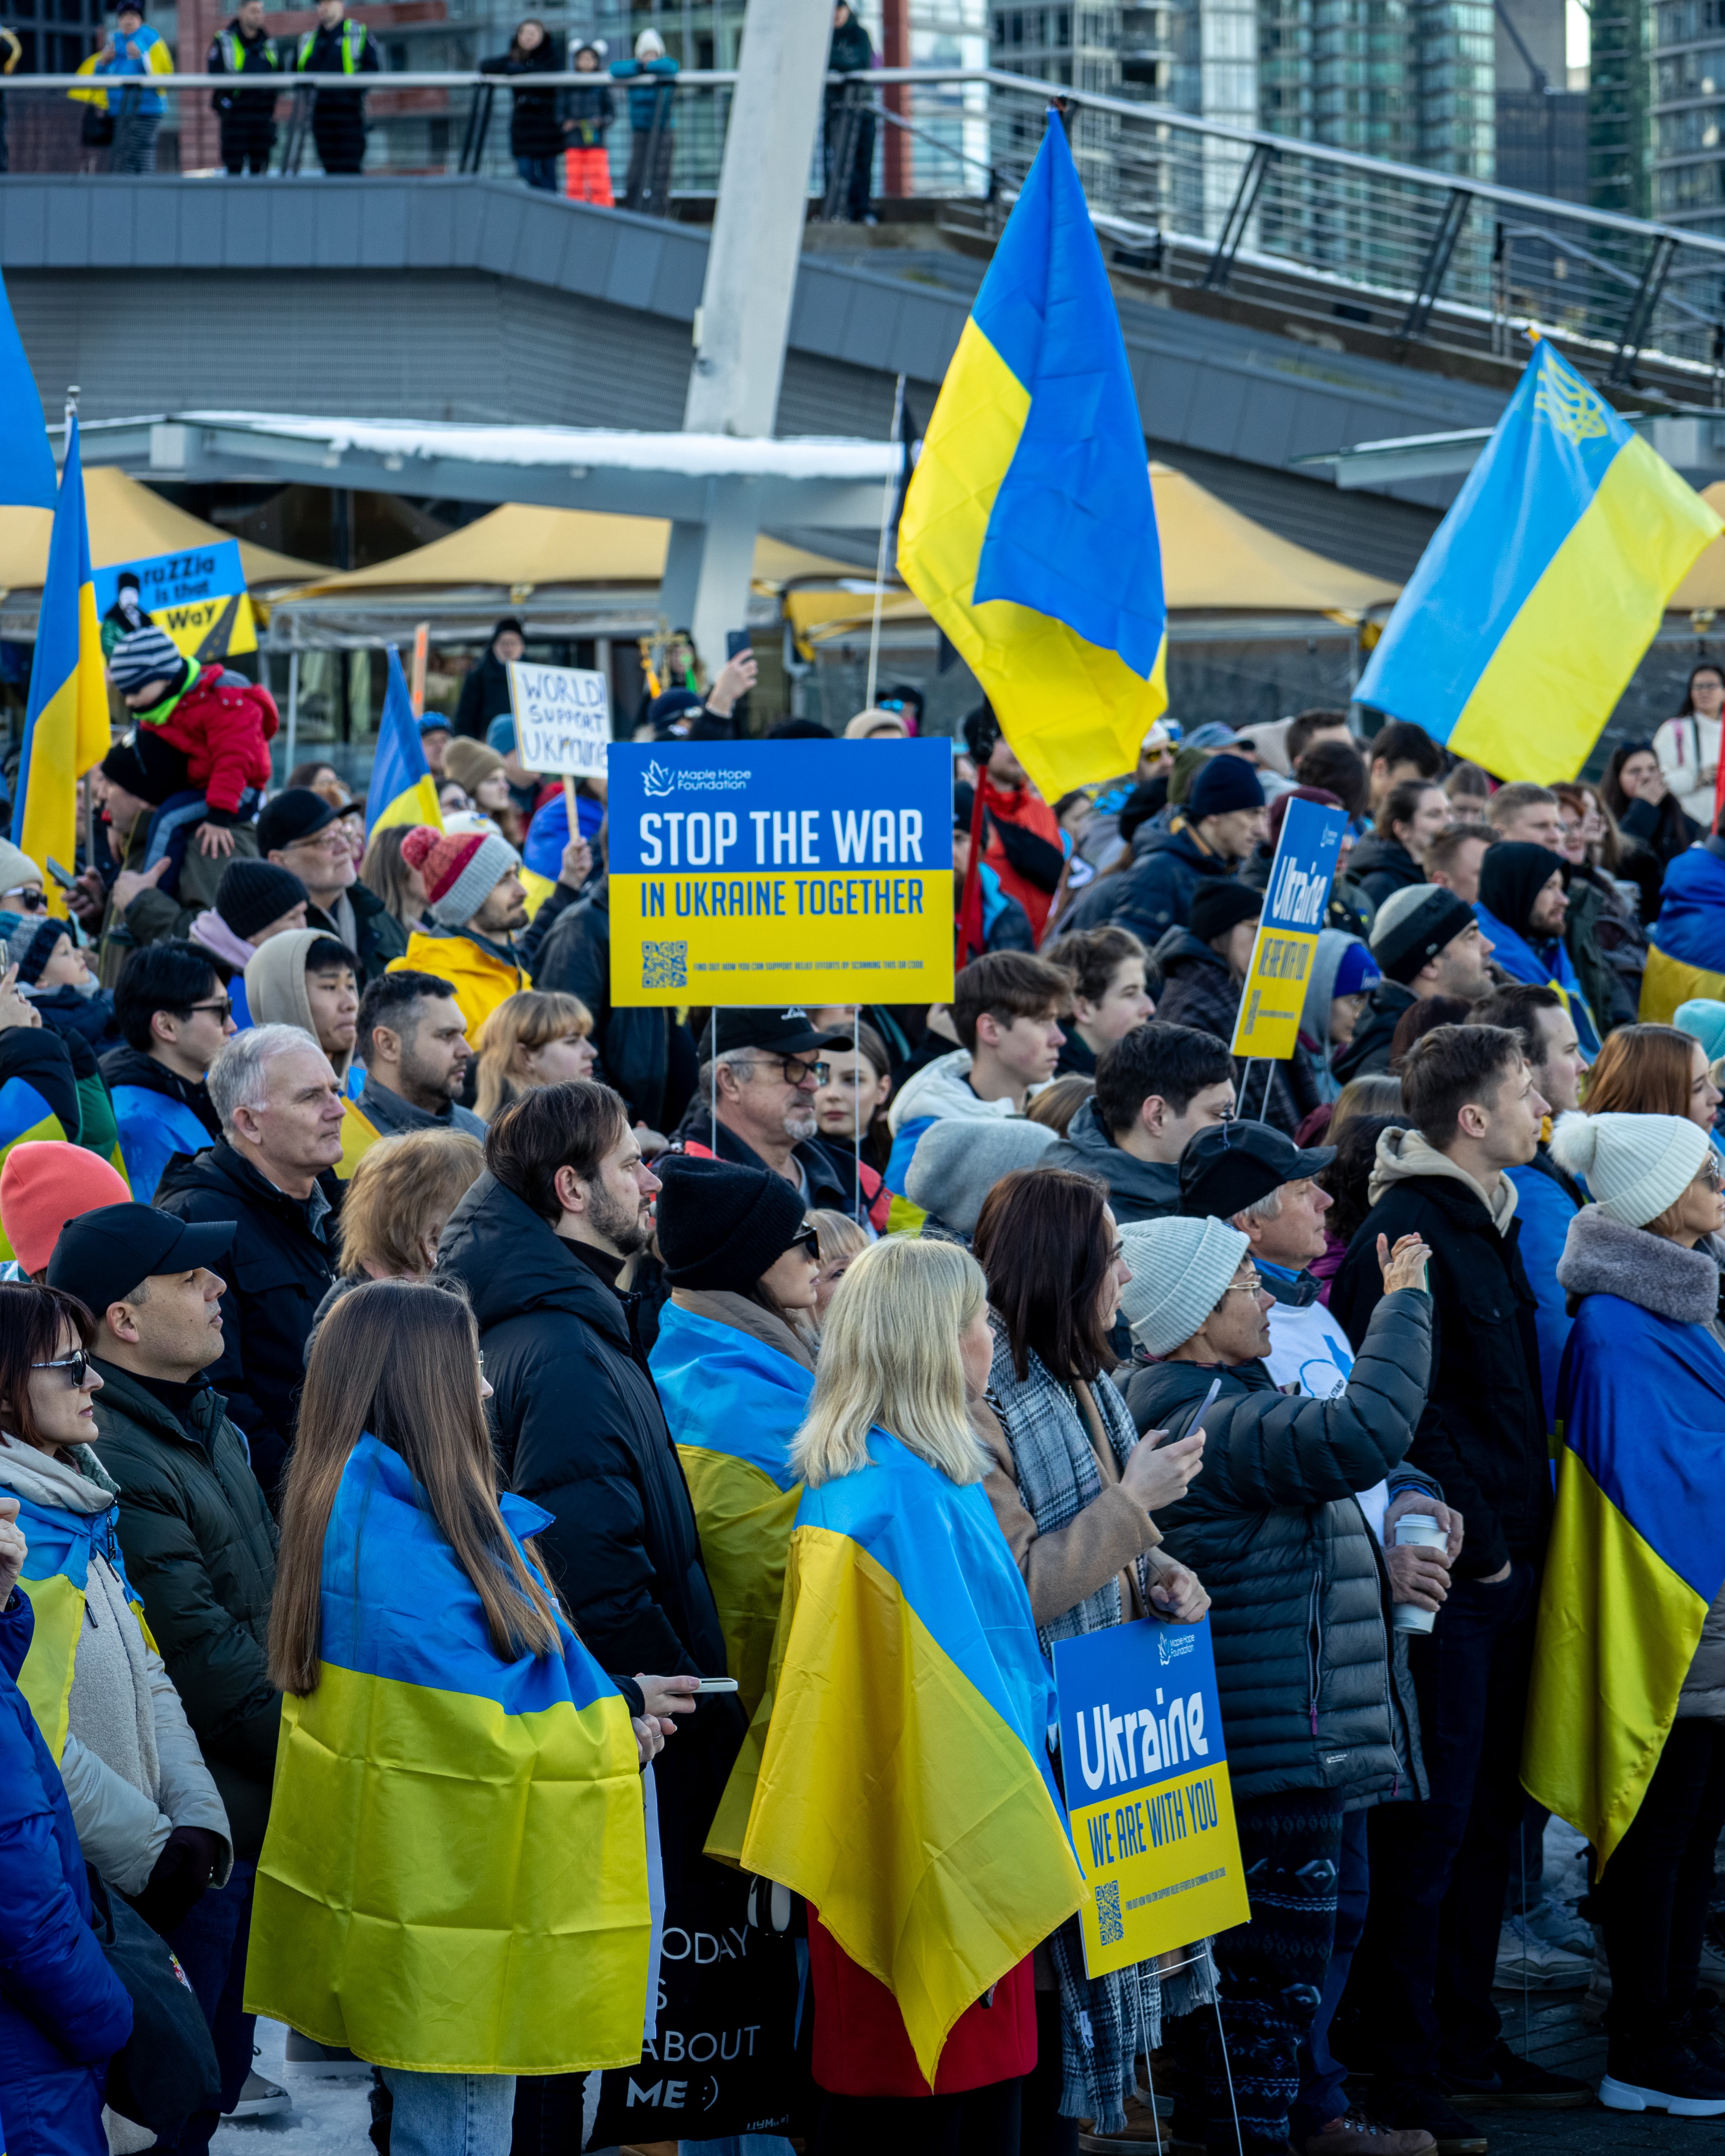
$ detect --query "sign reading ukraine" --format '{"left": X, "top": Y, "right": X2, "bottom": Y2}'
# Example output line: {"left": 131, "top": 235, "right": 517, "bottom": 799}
{"left": 1053, "top": 1617, "right": 1248, "bottom": 1978}
{"left": 608, "top": 738, "right": 954, "bottom": 1007}
{"left": 1230, "top": 795, "right": 1348, "bottom": 1060}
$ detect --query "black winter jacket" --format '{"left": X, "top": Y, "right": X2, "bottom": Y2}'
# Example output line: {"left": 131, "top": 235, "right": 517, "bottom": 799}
{"left": 90, "top": 1365, "right": 280, "bottom": 1858}
{"left": 307, "top": 877, "right": 408, "bottom": 989}
{"left": 1347, "top": 835, "right": 1424, "bottom": 909}
{"left": 0, "top": 1026, "right": 84, "bottom": 1143}
{"left": 532, "top": 877, "right": 698, "bottom": 1132}
{"left": 1330, "top": 1170, "right": 1550, "bottom": 1580}
{"left": 154, "top": 1143, "right": 341, "bottom": 1500}
{"left": 480, "top": 40, "right": 564, "bottom": 159}
{"left": 1332, "top": 978, "right": 1416, "bottom": 1083}
{"left": 1107, "top": 821, "right": 1238, "bottom": 945}
{"left": 1123, "top": 1286, "right": 1435, "bottom": 1804}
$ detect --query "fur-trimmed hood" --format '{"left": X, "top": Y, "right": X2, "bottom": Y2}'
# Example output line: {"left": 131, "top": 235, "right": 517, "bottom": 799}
{"left": 1555, "top": 1203, "right": 1722, "bottom": 1327}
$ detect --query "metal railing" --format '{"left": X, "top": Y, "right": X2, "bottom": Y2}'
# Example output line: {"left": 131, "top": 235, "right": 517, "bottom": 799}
{"left": 5, "top": 64, "right": 1725, "bottom": 397}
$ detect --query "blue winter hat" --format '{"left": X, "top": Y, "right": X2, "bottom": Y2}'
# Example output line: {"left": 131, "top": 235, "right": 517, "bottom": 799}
{"left": 1183, "top": 722, "right": 1238, "bottom": 751}
{"left": 1675, "top": 998, "right": 1725, "bottom": 1066}
{"left": 1186, "top": 755, "right": 1265, "bottom": 820}
{"left": 1333, "top": 941, "right": 1381, "bottom": 998}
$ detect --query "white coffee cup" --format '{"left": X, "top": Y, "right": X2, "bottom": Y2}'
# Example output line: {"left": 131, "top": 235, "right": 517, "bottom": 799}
{"left": 1391, "top": 1512, "right": 1447, "bottom": 1634}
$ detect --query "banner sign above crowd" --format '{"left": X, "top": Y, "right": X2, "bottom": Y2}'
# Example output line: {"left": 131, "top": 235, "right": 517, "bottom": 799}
{"left": 608, "top": 739, "right": 955, "bottom": 1007}
{"left": 94, "top": 540, "right": 256, "bottom": 661}
{"left": 507, "top": 661, "right": 612, "bottom": 778}
{"left": 1052, "top": 1616, "right": 1248, "bottom": 1977}
{"left": 1230, "top": 795, "right": 1348, "bottom": 1062}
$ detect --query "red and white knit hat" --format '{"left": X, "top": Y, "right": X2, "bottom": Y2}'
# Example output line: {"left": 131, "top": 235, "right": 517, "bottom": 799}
{"left": 401, "top": 824, "right": 519, "bottom": 927}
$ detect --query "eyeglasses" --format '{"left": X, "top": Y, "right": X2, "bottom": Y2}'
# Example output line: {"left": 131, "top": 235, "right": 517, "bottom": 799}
{"left": 772, "top": 1055, "right": 830, "bottom": 1087}
{"left": 32, "top": 1349, "right": 91, "bottom": 1388}
{"left": 182, "top": 998, "right": 233, "bottom": 1022}
{"left": 1221, "top": 1270, "right": 1262, "bottom": 1297}
{"left": 287, "top": 830, "right": 352, "bottom": 855}
{"left": 1699, "top": 1155, "right": 1724, "bottom": 1191}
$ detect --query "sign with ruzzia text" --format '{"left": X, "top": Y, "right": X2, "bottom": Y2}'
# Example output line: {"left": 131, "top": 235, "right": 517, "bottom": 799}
{"left": 94, "top": 541, "right": 255, "bottom": 661}
{"left": 507, "top": 661, "right": 611, "bottom": 778}
{"left": 1229, "top": 795, "right": 1348, "bottom": 1060}
{"left": 1051, "top": 1616, "right": 1248, "bottom": 1978}
{"left": 607, "top": 739, "right": 955, "bottom": 1006}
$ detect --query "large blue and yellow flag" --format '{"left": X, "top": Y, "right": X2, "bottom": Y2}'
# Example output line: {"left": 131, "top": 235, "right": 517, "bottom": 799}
{"left": 1639, "top": 842, "right": 1725, "bottom": 1022}
{"left": 0, "top": 267, "right": 56, "bottom": 511}
{"left": 8, "top": 1487, "right": 152, "bottom": 1762}
{"left": 247, "top": 1433, "right": 651, "bottom": 2074}
{"left": 898, "top": 114, "right": 1166, "bottom": 803}
{"left": 1357, "top": 341, "right": 1721, "bottom": 783}
{"left": 650, "top": 1300, "right": 812, "bottom": 1716}
{"left": 1522, "top": 1292, "right": 1725, "bottom": 1866}
{"left": 0, "top": 1081, "right": 77, "bottom": 1262}
{"left": 715, "top": 1430, "right": 1085, "bottom": 2087}
{"left": 17, "top": 417, "right": 110, "bottom": 916}
{"left": 365, "top": 646, "right": 443, "bottom": 840}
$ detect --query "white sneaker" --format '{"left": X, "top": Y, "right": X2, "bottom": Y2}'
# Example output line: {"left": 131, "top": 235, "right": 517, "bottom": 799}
{"left": 1495, "top": 1913, "right": 1592, "bottom": 1989}
{"left": 1521, "top": 1895, "right": 1596, "bottom": 1958}
{"left": 224, "top": 2067, "right": 292, "bottom": 2118}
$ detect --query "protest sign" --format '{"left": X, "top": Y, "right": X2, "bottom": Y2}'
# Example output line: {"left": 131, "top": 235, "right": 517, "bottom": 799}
{"left": 507, "top": 661, "right": 611, "bottom": 778}
{"left": 1230, "top": 795, "right": 1348, "bottom": 1060}
{"left": 608, "top": 739, "right": 954, "bottom": 1007}
{"left": 94, "top": 541, "right": 255, "bottom": 661}
{"left": 1051, "top": 1617, "right": 1248, "bottom": 1978}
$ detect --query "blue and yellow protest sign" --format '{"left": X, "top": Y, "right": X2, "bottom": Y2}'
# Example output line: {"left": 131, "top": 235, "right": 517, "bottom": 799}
{"left": 1052, "top": 1617, "right": 1248, "bottom": 1978}
{"left": 608, "top": 739, "right": 955, "bottom": 1008}
{"left": 94, "top": 539, "right": 255, "bottom": 662}
{"left": 1230, "top": 796, "right": 1347, "bottom": 1060}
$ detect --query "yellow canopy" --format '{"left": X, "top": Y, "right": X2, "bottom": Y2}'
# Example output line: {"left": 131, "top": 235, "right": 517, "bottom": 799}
{"left": 0, "top": 466, "right": 323, "bottom": 593}
{"left": 281, "top": 502, "right": 860, "bottom": 599}
{"left": 1668, "top": 482, "right": 1725, "bottom": 610}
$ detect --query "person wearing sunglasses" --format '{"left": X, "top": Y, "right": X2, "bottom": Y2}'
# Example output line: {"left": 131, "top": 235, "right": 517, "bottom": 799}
{"left": 648, "top": 1154, "right": 822, "bottom": 1718}
{"left": 102, "top": 942, "right": 237, "bottom": 1205}
{"left": 671, "top": 1006, "right": 867, "bottom": 1224}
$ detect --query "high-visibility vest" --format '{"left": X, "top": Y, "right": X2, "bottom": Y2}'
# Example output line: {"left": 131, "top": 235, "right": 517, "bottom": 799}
{"left": 223, "top": 28, "right": 280, "bottom": 72}
{"left": 296, "top": 20, "right": 368, "bottom": 72}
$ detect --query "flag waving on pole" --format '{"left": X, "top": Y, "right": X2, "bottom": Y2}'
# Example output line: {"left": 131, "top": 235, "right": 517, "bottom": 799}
{"left": 0, "top": 267, "right": 56, "bottom": 511}
{"left": 898, "top": 112, "right": 1167, "bottom": 803}
{"left": 1356, "top": 339, "right": 1722, "bottom": 783}
{"left": 17, "top": 416, "right": 110, "bottom": 915}
{"left": 366, "top": 645, "right": 444, "bottom": 839}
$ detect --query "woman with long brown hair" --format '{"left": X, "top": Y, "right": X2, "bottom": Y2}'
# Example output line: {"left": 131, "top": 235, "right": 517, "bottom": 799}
{"left": 1585, "top": 1022, "right": 1723, "bottom": 1134}
{"left": 247, "top": 1279, "right": 692, "bottom": 2149}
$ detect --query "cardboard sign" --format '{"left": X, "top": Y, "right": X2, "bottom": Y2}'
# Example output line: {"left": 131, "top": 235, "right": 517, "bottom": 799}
{"left": 94, "top": 541, "right": 255, "bottom": 661}
{"left": 507, "top": 661, "right": 611, "bottom": 777}
{"left": 607, "top": 739, "right": 955, "bottom": 1007}
{"left": 1229, "top": 795, "right": 1349, "bottom": 1060}
{"left": 1051, "top": 1617, "right": 1248, "bottom": 1979}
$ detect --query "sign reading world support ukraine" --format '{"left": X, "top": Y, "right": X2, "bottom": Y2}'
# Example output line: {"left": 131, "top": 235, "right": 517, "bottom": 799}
{"left": 1230, "top": 795, "right": 1348, "bottom": 1060}
{"left": 608, "top": 739, "right": 955, "bottom": 1008}
{"left": 1052, "top": 1617, "right": 1248, "bottom": 1979}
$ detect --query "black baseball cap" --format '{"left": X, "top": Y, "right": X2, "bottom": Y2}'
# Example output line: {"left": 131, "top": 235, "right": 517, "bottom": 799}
{"left": 257, "top": 787, "right": 339, "bottom": 856}
{"left": 1177, "top": 1119, "right": 1336, "bottom": 1222}
{"left": 47, "top": 1204, "right": 236, "bottom": 1317}
{"left": 698, "top": 1008, "right": 856, "bottom": 1061}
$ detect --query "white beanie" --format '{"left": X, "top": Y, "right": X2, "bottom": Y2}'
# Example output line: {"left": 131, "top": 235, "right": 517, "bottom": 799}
{"left": 1549, "top": 1111, "right": 1710, "bottom": 1227}
{"left": 1117, "top": 1216, "right": 1250, "bottom": 1356}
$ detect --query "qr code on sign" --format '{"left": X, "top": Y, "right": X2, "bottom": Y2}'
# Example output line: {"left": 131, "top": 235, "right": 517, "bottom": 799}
{"left": 642, "top": 941, "right": 688, "bottom": 990}
{"left": 1095, "top": 1879, "right": 1123, "bottom": 1945}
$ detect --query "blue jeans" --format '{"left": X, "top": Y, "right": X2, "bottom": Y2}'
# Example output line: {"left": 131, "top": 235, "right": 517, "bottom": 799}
{"left": 381, "top": 2069, "right": 517, "bottom": 2156}
{"left": 1292, "top": 1809, "right": 1370, "bottom": 2137}
{"left": 516, "top": 154, "right": 558, "bottom": 190}
{"left": 157, "top": 1858, "right": 258, "bottom": 2155}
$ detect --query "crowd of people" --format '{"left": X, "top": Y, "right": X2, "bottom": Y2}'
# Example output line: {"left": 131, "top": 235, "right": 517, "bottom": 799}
{"left": 1, "top": 676, "right": 1723, "bottom": 2156}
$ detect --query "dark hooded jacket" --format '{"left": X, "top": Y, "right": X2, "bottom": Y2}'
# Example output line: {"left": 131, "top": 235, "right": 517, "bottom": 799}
{"left": 1332, "top": 978, "right": 1417, "bottom": 1083}
{"left": 1347, "top": 834, "right": 1424, "bottom": 909}
{"left": 1123, "top": 1286, "right": 1435, "bottom": 1804}
{"left": 1152, "top": 928, "right": 1318, "bottom": 1139}
{"left": 1108, "top": 820, "right": 1239, "bottom": 946}
{"left": 1041, "top": 1093, "right": 1180, "bottom": 1223}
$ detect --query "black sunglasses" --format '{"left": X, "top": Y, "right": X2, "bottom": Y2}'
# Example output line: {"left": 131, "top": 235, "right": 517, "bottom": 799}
{"left": 790, "top": 1226, "right": 821, "bottom": 1262}
{"left": 32, "top": 1348, "right": 92, "bottom": 1388}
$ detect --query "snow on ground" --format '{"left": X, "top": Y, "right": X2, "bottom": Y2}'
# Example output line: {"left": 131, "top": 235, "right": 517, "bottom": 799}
{"left": 213, "top": 2020, "right": 372, "bottom": 2155}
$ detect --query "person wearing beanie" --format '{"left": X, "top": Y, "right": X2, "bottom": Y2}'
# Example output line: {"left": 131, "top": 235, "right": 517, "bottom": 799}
{"left": 1527, "top": 1111, "right": 1725, "bottom": 2118}
{"left": 258, "top": 788, "right": 407, "bottom": 992}
{"left": 1331, "top": 1022, "right": 1593, "bottom": 2133}
{"left": 0, "top": 1141, "right": 130, "bottom": 1279}
{"left": 1100, "top": 747, "right": 1269, "bottom": 952}
{"left": 454, "top": 618, "right": 526, "bottom": 741}
{"left": 1123, "top": 1208, "right": 1442, "bottom": 2156}
{"left": 384, "top": 825, "right": 528, "bottom": 1043}
{"left": 5, "top": 916, "right": 121, "bottom": 1079}
{"left": 0, "top": 840, "right": 47, "bottom": 914}
{"left": 904, "top": 1115, "right": 1057, "bottom": 1244}
{"left": 1334, "top": 884, "right": 1496, "bottom": 1084}
{"left": 244, "top": 930, "right": 362, "bottom": 1095}
{"left": 442, "top": 738, "right": 526, "bottom": 847}
{"left": 648, "top": 1154, "right": 819, "bottom": 1714}
{"left": 107, "top": 621, "right": 278, "bottom": 856}
{"left": 1474, "top": 842, "right": 1601, "bottom": 1057}
{"left": 100, "top": 941, "right": 233, "bottom": 1203}
{"left": 1298, "top": 930, "right": 1381, "bottom": 1102}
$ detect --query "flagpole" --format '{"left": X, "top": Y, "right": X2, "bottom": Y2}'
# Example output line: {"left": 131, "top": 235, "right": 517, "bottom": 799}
{"left": 864, "top": 374, "right": 906, "bottom": 713}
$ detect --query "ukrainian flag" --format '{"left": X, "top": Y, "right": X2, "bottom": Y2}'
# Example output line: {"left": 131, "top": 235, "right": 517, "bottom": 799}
{"left": 650, "top": 1301, "right": 812, "bottom": 1716}
{"left": 333, "top": 1095, "right": 382, "bottom": 1183}
{"left": 0, "top": 1078, "right": 74, "bottom": 1261}
{"left": 717, "top": 1430, "right": 1085, "bottom": 2087}
{"left": 246, "top": 1433, "right": 651, "bottom": 2073}
{"left": 0, "top": 267, "right": 57, "bottom": 510}
{"left": 898, "top": 114, "right": 1167, "bottom": 805}
{"left": 1639, "top": 843, "right": 1725, "bottom": 1021}
{"left": 365, "top": 646, "right": 443, "bottom": 840}
{"left": 10, "top": 1494, "right": 154, "bottom": 1761}
{"left": 1357, "top": 341, "right": 1721, "bottom": 783}
{"left": 17, "top": 416, "right": 110, "bottom": 918}
{"left": 1522, "top": 1293, "right": 1725, "bottom": 1867}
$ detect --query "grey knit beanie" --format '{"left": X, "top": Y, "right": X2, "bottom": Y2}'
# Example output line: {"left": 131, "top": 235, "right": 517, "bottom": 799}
{"left": 904, "top": 1116, "right": 1058, "bottom": 1236}
{"left": 1117, "top": 1215, "right": 1250, "bottom": 1355}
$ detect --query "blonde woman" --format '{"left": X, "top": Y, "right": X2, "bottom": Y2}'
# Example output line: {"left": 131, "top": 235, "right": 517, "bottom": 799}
{"left": 336, "top": 1128, "right": 486, "bottom": 1283}
{"left": 807, "top": 1206, "right": 868, "bottom": 1319}
{"left": 472, "top": 991, "right": 596, "bottom": 1122}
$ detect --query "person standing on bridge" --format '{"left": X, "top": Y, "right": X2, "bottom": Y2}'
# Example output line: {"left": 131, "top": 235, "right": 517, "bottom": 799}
{"left": 611, "top": 26, "right": 677, "bottom": 216}
{"left": 208, "top": 0, "right": 281, "bottom": 176}
{"left": 293, "top": 0, "right": 377, "bottom": 177}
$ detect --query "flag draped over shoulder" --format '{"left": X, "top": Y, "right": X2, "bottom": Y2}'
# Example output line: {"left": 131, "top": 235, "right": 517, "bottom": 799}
{"left": 246, "top": 1434, "right": 651, "bottom": 2074}
{"left": 1639, "top": 843, "right": 1725, "bottom": 1022}
{"left": 1356, "top": 340, "right": 1721, "bottom": 783}
{"left": 18, "top": 417, "right": 110, "bottom": 916}
{"left": 10, "top": 1494, "right": 152, "bottom": 1763}
{"left": 366, "top": 646, "right": 443, "bottom": 840}
{"left": 718, "top": 1430, "right": 1084, "bottom": 2088}
{"left": 1522, "top": 1294, "right": 1725, "bottom": 1867}
{"left": 898, "top": 113, "right": 1166, "bottom": 803}
{"left": 0, "top": 267, "right": 57, "bottom": 511}
{"left": 649, "top": 1301, "right": 811, "bottom": 1717}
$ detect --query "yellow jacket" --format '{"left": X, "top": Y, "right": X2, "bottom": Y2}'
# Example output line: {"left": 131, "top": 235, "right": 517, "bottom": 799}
{"left": 388, "top": 929, "right": 523, "bottom": 1041}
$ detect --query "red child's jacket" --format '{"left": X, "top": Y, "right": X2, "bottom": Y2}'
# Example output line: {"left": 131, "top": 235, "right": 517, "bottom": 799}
{"left": 139, "top": 665, "right": 279, "bottom": 820}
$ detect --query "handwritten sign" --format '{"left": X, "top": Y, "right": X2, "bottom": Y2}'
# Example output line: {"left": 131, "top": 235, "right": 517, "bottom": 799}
{"left": 1230, "top": 795, "right": 1348, "bottom": 1060}
{"left": 1051, "top": 1617, "right": 1248, "bottom": 1978}
{"left": 93, "top": 541, "right": 255, "bottom": 661}
{"left": 507, "top": 661, "right": 611, "bottom": 778}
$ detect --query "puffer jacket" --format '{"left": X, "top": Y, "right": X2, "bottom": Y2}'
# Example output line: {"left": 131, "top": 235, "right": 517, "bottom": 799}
{"left": 1107, "top": 820, "right": 1238, "bottom": 945}
{"left": 1123, "top": 1286, "right": 1434, "bottom": 1804}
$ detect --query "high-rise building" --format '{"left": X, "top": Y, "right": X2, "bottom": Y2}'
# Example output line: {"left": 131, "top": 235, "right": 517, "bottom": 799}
{"left": 1652, "top": 0, "right": 1725, "bottom": 229}
{"left": 1589, "top": 0, "right": 1651, "bottom": 214}
{"left": 1494, "top": 0, "right": 1586, "bottom": 197}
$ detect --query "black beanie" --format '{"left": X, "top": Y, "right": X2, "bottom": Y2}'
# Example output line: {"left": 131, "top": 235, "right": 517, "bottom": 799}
{"left": 1477, "top": 841, "right": 1566, "bottom": 943}
{"left": 655, "top": 1153, "right": 809, "bottom": 1291}
{"left": 100, "top": 736, "right": 162, "bottom": 805}
{"left": 217, "top": 858, "right": 310, "bottom": 942}
{"left": 1188, "top": 877, "right": 1263, "bottom": 946}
